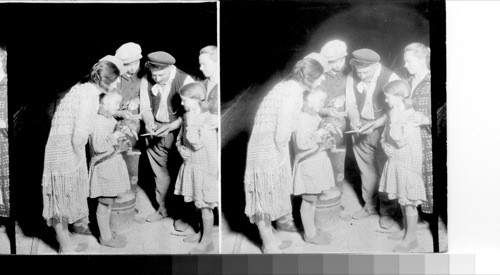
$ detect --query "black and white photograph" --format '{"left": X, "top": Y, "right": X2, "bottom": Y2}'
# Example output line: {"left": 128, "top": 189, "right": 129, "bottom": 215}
{"left": 0, "top": 2, "right": 219, "bottom": 254}
{"left": 220, "top": 0, "right": 447, "bottom": 254}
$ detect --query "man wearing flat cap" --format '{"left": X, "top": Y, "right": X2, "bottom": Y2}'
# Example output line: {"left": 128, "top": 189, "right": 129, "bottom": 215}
{"left": 113, "top": 42, "right": 144, "bottom": 118}
{"left": 139, "top": 51, "right": 194, "bottom": 225}
{"left": 318, "top": 40, "right": 351, "bottom": 220}
{"left": 345, "top": 48, "right": 399, "bottom": 229}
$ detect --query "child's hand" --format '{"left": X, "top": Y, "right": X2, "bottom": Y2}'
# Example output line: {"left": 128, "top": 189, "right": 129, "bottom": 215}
{"left": 178, "top": 145, "right": 191, "bottom": 161}
{"left": 112, "top": 131, "right": 126, "bottom": 140}
{"left": 383, "top": 143, "right": 395, "bottom": 158}
{"left": 317, "top": 128, "right": 329, "bottom": 137}
{"left": 407, "top": 111, "right": 428, "bottom": 127}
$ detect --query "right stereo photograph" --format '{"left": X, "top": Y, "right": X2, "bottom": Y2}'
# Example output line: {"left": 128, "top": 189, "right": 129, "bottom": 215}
{"left": 220, "top": 0, "right": 447, "bottom": 254}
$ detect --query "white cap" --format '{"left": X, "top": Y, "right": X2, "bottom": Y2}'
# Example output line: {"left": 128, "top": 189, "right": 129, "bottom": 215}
{"left": 320, "top": 40, "right": 348, "bottom": 61}
{"left": 115, "top": 42, "right": 142, "bottom": 64}
{"left": 304, "top": 52, "right": 330, "bottom": 73}
{"left": 99, "top": 55, "right": 127, "bottom": 75}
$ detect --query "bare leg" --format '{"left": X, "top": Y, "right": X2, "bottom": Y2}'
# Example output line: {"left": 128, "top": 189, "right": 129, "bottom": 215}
{"left": 54, "top": 219, "right": 75, "bottom": 254}
{"left": 256, "top": 217, "right": 279, "bottom": 254}
{"left": 96, "top": 202, "right": 112, "bottom": 241}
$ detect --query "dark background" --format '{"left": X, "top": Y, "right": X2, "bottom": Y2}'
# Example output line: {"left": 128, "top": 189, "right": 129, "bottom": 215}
{"left": 220, "top": 0, "right": 446, "bottom": 249}
{"left": 0, "top": 2, "right": 217, "bottom": 246}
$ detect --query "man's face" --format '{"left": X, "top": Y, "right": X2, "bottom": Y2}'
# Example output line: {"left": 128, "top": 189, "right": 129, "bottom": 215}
{"left": 329, "top": 57, "right": 346, "bottom": 73}
{"left": 151, "top": 66, "right": 172, "bottom": 84}
{"left": 124, "top": 59, "right": 140, "bottom": 76}
{"left": 355, "top": 64, "right": 377, "bottom": 82}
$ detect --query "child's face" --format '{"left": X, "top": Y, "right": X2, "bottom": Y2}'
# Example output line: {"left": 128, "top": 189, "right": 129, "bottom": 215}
{"left": 102, "top": 95, "right": 121, "bottom": 114}
{"left": 385, "top": 93, "right": 400, "bottom": 109}
{"left": 180, "top": 95, "right": 198, "bottom": 112}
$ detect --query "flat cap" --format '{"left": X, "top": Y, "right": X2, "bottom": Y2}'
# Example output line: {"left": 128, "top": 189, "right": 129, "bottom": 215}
{"left": 146, "top": 51, "right": 176, "bottom": 68}
{"left": 115, "top": 42, "right": 142, "bottom": 64}
{"left": 349, "top": 48, "right": 380, "bottom": 68}
{"left": 303, "top": 52, "right": 329, "bottom": 72}
{"left": 320, "top": 40, "right": 348, "bottom": 61}
{"left": 99, "top": 55, "right": 127, "bottom": 75}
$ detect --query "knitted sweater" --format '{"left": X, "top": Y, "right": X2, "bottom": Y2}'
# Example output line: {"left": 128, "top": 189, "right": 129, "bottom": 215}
{"left": 42, "top": 82, "right": 103, "bottom": 225}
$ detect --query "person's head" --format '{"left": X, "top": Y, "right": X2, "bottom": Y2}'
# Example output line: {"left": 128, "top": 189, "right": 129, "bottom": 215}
{"left": 350, "top": 49, "right": 381, "bottom": 82}
{"left": 0, "top": 48, "right": 7, "bottom": 75}
{"left": 383, "top": 80, "right": 412, "bottom": 110}
{"left": 320, "top": 40, "right": 348, "bottom": 73}
{"left": 100, "top": 91, "right": 123, "bottom": 115}
{"left": 291, "top": 58, "right": 324, "bottom": 91}
{"left": 404, "top": 43, "right": 430, "bottom": 75}
{"left": 179, "top": 82, "right": 209, "bottom": 112}
{"left": 145, "top": 51, "right": 176, "bottom": 84}
{"left": 305, "top": 88, "right": 327, "bottom": 113}
{"left": 115, "top": 42, "right": 143, "bottom": 77}
{"left": 89, "top": 58, "right": 124, "bottom": 91}
{"left": 199, "top": 45, "right": 218, "bottom": 79}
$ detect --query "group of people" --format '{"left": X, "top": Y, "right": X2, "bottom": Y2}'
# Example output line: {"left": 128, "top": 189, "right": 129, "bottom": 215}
{"left": 244, "top": 40, "right": 432, "bottom": 253}
{"left": 41, "top": 42, "right": 219, "bottom": 254}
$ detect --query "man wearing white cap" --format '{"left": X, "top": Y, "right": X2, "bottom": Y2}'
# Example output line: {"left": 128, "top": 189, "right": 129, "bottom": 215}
{"left": 114, "top": 42, "right": 143, "bottom": 118}
{"left": 319, "top": 40, "right": 351, "bottom": 220}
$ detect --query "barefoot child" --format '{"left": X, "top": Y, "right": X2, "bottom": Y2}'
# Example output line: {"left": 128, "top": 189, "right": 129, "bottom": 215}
{"left": 89, "top": 92, "right": 133, "bottom": 248}
{"left": 174, "top": 82, "right": 218, "bottom": 254}
{"left": 378, "top": 80, "right": 426, "bottom": 252}
{"left": 292, "top": 89, "right": 337, "bottom": 245}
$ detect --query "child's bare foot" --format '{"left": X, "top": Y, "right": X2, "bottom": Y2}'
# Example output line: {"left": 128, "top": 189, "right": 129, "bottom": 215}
{"left": 262, "top": 244, "right": 281, "bottom": 254}
{"left": 393, "top": 239, "right": 418, "bottom": 253}
{"left": 388, "top": 230, "right": 404, "bottom": 240}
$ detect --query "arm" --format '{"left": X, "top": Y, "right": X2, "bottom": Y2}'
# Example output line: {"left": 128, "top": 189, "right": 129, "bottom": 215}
{"left": 139, "top": 77, "right": 157, "bottom": 132}
{"left": 90, "top": 119, "right": 120, "bottom": 154}
{"left": 72, "top": 92, "right": 97, "bottom": 150}
{"left": 274, "top": 92, "right": 299, "bottom": 149}
{"left": 380, "top": 125, "right": 396, "bottom": 157}
{"left": 295, "top": 116, "right": 322, "bottom": 151}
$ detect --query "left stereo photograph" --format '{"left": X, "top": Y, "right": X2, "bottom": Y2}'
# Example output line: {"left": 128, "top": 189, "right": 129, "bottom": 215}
{"left": 0, "top": 1, "right": 220, "bottom": 255}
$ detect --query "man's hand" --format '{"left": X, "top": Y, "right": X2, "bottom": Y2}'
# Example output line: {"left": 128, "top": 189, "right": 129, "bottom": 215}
{"left": 358, "top": 121, "right": 376, "bottom": 135}
{"left": 145, "top": 122, "right": 158, "bottom": 134}
{"left": 156, "top": 124, "right": 171, "bottom": 137}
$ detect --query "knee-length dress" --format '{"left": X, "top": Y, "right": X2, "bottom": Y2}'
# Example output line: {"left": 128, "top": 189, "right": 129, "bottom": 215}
{"left": 292, "top": 111, "right": 335, "bottom": 196}
{"left": 174, "top": 111, "right": 219, "bottom": 209}
{"left": 89, "top": 114, "right": 131, "bottom": 198}
{"left": 379, "top": 108, "right": 427, "bottom": 206}
{"left": 244, "top": 80, "right": 304, "bottom": 223}
{"left": 0, "top": 77, "right": 8, "bottom": 218}
{"left": 409, "top": 73, "right": 433, "bottom": 213}
{"left": 42, "top": 82, "right": 102, "bottom": 225}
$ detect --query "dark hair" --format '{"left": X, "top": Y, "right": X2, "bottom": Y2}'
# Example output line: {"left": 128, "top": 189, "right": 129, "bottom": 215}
{"left": 383, "top": 80, "right": 413, "bottom": 109}
{"left": 179, "top": 82, "right": 210, "bottom": 112}
{"left": 290, "top": 58, "right": 324, "bottom": 90}
{"left": 87, "top": 60, "right": 120, "bottom": 91}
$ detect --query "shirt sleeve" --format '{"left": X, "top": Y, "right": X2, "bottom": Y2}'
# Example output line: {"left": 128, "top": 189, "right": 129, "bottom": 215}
{"left": 139, "top": 77, "right": 152, "bottom": 114}
{"left": 90, "top": 118, "right": 118, "bottom": 154}
{"left": 294, "top": 114, "right": 321, "bottom": 151}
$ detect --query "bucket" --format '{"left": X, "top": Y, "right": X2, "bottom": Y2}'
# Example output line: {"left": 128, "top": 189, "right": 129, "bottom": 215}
{"left": 315, "top": 188, "right": 342, "bottom": 229}
{"left": 110, "top": 189, "right": 136, "bottom": 233}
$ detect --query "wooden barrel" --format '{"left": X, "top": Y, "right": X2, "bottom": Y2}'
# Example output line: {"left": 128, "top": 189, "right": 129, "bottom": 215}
{"left": 315, "top": 187, "right": 342, "bottom": 229}
{"left": 110, "top": 189, "right": 136, "bottom": 233}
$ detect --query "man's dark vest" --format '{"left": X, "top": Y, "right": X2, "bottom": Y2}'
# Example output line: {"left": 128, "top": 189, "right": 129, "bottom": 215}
{"left": 353, "top": 65, "right": 393, "bottom": 120}
{"left": 148, "top": 68, "right": 189, "bottom": 123}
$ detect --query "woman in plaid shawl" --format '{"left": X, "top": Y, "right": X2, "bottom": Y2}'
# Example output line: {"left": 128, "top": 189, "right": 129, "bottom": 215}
{"left": 404, "top": 43, "right": 433, "bottom": 215}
